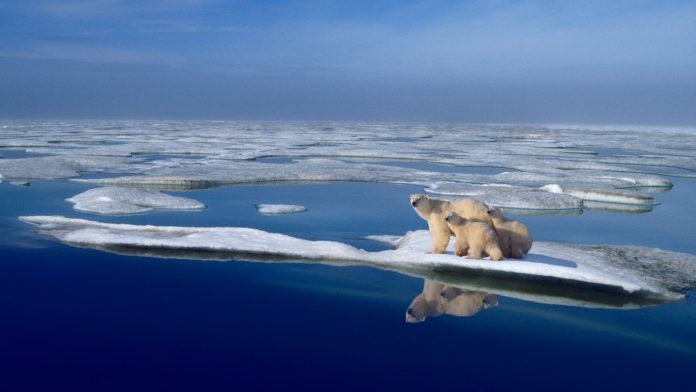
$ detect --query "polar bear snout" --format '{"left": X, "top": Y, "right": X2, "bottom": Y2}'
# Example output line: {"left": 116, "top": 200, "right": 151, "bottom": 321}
{"left": 405, "top": 307, "right": 424, "bottom": 323}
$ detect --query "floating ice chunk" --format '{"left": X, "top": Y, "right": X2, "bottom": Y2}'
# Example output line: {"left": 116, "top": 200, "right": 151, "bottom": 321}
{"left": 425, "top": 183, "right": 583, "bottom": 211}
{"left": 10, "top": 181, "right": 30, "bottom": 187}
{"left": 582, "top": 201, "right": 655, "bottom": 213}
{"left": 543, "top": 184, "right": 655, "bottom": 206}
{"left": 79, "top": 159, "right": 466, "bottom": 190}
{"left": 564, "top": 188, "right": 654, "bottom": 205}
{"left": 66, "top": 187, "right": 205, "bottom": 215}
{"left": 492, "top": 170, "right": 672, "bottom": 189}
{"left": 19, "top": 216, "right": 696, "bottom": 304}
{"left": 480, "top": 191, "right": 582, "bottom": 211}
{"left": 0, "top": 157, "right": 78, "bottom": 179}
{"left": 255, "top": 204, "right": 307, "bottom": 215}
{"left": 0, "top": 155, "right": 132, "bottom": 180}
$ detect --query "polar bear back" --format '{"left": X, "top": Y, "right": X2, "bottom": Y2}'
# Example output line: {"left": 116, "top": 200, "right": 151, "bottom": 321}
{"left": 489, "top": 209, "right": 533, "bottom": 258}
{"left": 448, "top": 198, "right": 491, "bottom": 223}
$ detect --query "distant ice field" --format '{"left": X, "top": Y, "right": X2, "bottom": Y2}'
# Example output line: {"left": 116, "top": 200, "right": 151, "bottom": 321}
{"left": 1, "top": 122, "right": 692, "bottom": 214}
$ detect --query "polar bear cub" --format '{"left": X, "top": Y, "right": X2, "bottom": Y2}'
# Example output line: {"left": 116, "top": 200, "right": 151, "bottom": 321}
{"left": 410, "top": 194, "right": 491, "bottom": 254}
{"left": 444, "top": 211, "right": 503, "bottom": 261}
{"left": 487, "top": 207, "right": 532, "bottom": 259}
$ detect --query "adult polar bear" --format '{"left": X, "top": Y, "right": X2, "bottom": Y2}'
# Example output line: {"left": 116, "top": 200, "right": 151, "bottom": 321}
{"left": 410, "top": 194, "right": 491, "bottom": 254}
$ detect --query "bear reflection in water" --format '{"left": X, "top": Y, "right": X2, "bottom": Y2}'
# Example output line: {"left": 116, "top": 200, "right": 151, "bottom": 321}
{"left": 405, "top": 280, "right": 498, "bottom": 323}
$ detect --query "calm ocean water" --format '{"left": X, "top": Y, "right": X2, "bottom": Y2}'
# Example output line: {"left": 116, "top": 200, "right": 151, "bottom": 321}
{"left": 1, "top": 175, "right": 695, "bottom": 391}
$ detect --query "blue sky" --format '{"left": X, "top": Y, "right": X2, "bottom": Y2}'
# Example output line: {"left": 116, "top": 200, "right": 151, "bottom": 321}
{"left": 1, "top": 0, "right": 695, "bottom": 124}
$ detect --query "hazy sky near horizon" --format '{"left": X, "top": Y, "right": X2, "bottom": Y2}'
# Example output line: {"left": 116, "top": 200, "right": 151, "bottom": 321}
{"left": 1, "top": 0, "right": 695, "bottom": 124}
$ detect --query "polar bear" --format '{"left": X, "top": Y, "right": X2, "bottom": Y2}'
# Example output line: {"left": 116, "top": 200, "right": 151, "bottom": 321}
{"left": 405, "top": 280, "right": 497, "bottom": 323}
{"left": 487, "top": 207, "right": 532, "bottom": 259}
{"left": 410, "top": 194, "right": 491, "bottom": 254}
{"left": 444, "top": 211, "right": 503, "bottom": 261}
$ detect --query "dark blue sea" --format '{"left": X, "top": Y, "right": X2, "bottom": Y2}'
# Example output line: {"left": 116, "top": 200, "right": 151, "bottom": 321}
{"left": 1, "top": 174, "right": 695, "bottom": 391}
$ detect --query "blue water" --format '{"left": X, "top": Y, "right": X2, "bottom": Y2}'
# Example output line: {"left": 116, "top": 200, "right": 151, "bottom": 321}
{"left": 0, "top": 149, "right": 47, "bottom": 159}
{"left": 1, "top": 178, "right": 695, "bottom": 391}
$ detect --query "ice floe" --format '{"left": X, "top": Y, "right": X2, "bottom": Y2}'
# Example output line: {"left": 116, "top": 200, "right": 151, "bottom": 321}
{"left": 561, "top": 188, "right": 654, "bottom": 205}
{"left": 20, "top": 216, "right": 696, "bottom": 308}
{"left": 426, "top": 183, "right": 584, "bottom": 212}
{"left": 66, "top": 187, "right": 204, "bottom": 215}
{"left": 0, "top": 155, "right": 132, "bottom": 179}
{"left": 10, "top": 181, "right": 30, "bottom": 187}
{"left": 255, "top": 204, "right": 307, "bottom": 214}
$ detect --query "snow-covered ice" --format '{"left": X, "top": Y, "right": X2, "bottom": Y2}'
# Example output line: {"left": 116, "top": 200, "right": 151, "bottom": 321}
{"left": 255, "top": 204, "right": 307, "bottom": 214}
{"left": 1, "top": 121, "right": 693, "bottom": 213}
{"left": 20, "top": 216, "right": 696, "bottom": 307}
{"left": 426, "top": 183, "right": 584, "bottom": 212}
{"left": 66, "top": 187, "right": 205, "bottom": 215}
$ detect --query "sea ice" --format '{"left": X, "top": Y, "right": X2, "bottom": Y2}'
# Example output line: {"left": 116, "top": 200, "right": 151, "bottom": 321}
{"left": 20, "top": 216, "right": 696, "bottom": 307}
{"left": 426, "top": 183, "right": 583, "bottom": 211}
{"left": 2, "top": 120, "right": 693, "bottom": 214}
{"left": 561, "top": 188, "right": 654, "bottom": 205}
{"left": 66, "top": 187, "right": 205, "bottom": 215}
{"left": 0, "top": 155, "right": 132, "bottom": 179}
{"left": 255, "top": 204, "right": 307, "bottom": 214}
{"left": 0, "top": 156, "right": 79, "bottom": 179}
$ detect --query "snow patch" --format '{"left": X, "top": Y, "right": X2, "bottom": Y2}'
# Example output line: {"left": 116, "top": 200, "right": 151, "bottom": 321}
{"left": 540, "top": 184, "right": 563, "bottom": 193}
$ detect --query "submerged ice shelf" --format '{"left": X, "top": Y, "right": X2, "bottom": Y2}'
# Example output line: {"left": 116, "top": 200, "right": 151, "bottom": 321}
{"left": 67, "top": 186, "right": 205, "bottom": 215}
{"left": 20, "top": 216, "right": 696, "bottom": 308}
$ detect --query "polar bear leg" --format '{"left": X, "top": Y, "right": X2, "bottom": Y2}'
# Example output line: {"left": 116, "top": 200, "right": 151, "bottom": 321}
{"left": 429, "top": 226, "right": 451, "bottom": 254}
{"left": 510, "top": 246, "right": 525, "bottom": 259}
{"left": 486, "top": 244, "right": 503, "bottom": 261}
{"left": 454, "top": 239, "right": 469, "bottom": 257}
{"left": 468, "top": 244, "right": 483, "bottom": 259}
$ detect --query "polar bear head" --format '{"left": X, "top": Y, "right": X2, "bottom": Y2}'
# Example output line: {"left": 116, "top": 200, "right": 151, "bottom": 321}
{"left": 487, "top": 207, "right": 504, "bottom": 220}
{"left": 405, "top": 293, "right": 442, "bottom": 323}
{"left": 444, "top": 211, "right": 466, "bottom": 225}
{"left": 410, "top": 193, "right": 430, "bottom": 208}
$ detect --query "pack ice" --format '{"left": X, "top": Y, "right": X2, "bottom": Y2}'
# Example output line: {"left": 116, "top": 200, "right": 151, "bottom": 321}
{"left": 3, "top": 121, "right": 694, "bottom": 213}
{"left": 20, "top": 216, "right": 696, "bottom": 308}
